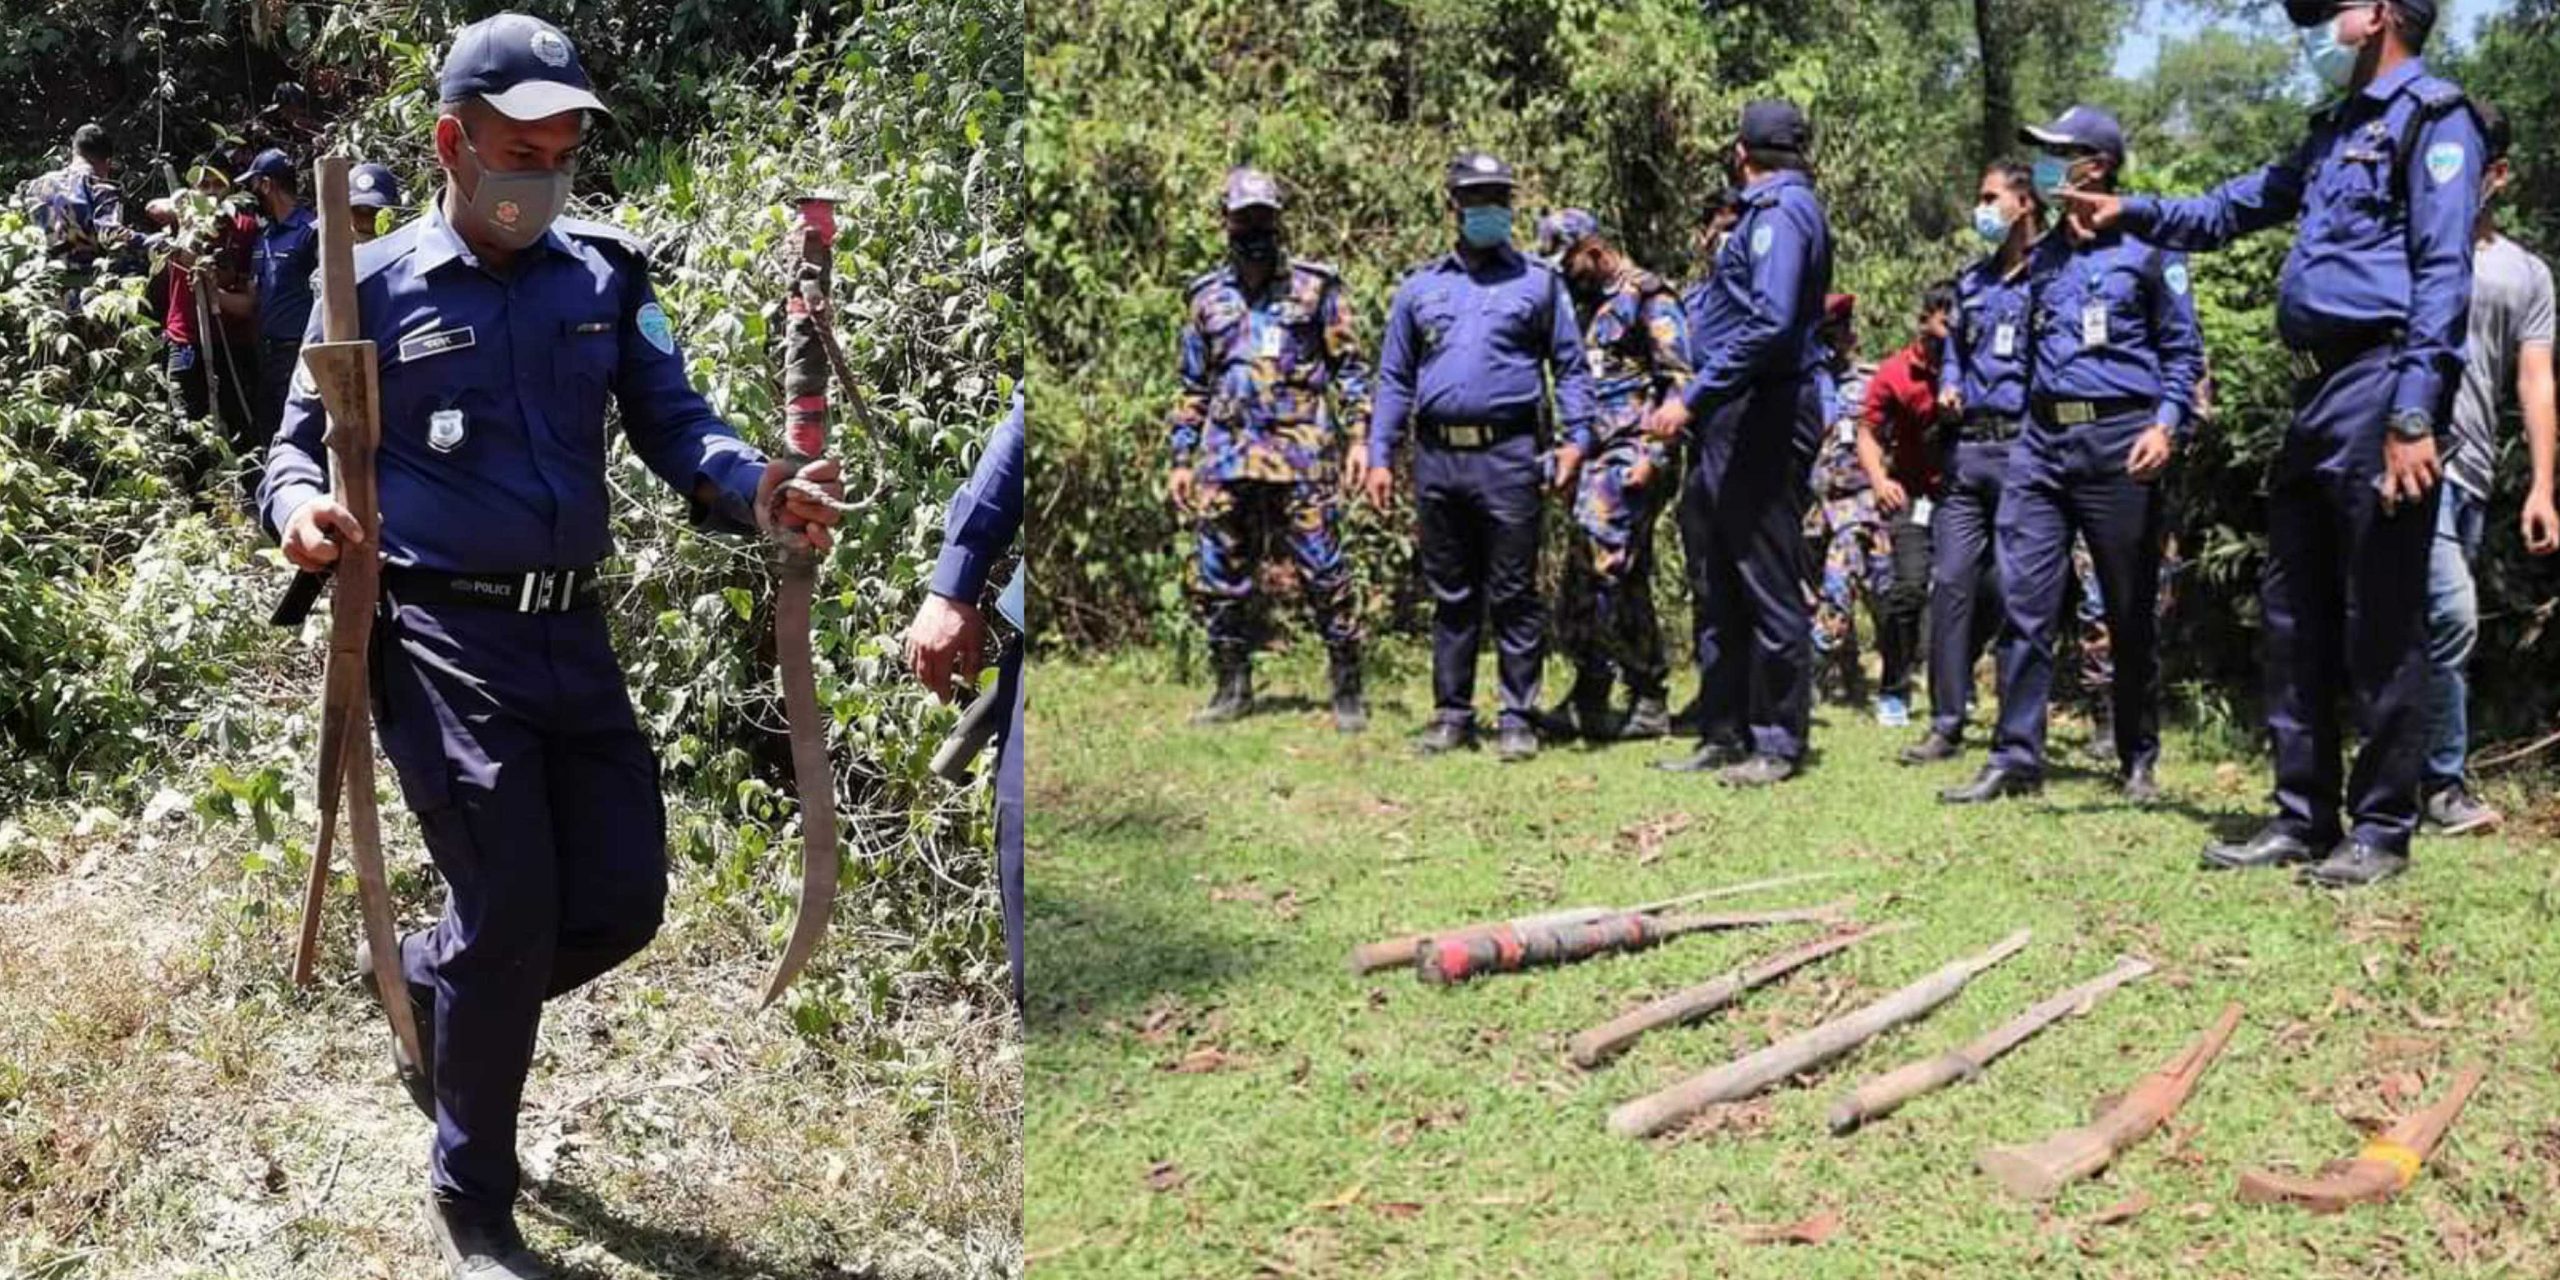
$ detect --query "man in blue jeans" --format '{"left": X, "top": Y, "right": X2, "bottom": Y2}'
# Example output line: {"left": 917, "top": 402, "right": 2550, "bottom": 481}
{"left": 2422, "top": 101, "right": 2558, "bottom": 835}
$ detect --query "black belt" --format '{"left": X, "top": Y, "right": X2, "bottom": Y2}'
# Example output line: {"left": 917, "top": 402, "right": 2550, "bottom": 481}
{"left": 383, "top": 565, "right": 602, "bottom": 614}
{"left": 1420, "top": 419, "right": 1533, "bottom": 451}
{"left": 1957, "top": 411, "right": 2026, "bottom": 443}
{"left": 2031, "top": 396, "right": 2150, "bottom": 428}
{"left": 2287, "top": 327, "right": 2402, "bottom": 384}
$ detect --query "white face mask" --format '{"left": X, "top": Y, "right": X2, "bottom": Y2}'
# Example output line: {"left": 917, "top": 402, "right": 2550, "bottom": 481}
{"left": 2304, "top": 5, "right": 2377, "bottom": 90}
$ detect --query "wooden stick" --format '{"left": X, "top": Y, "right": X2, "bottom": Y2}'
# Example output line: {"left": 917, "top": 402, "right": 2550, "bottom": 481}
{"left": 1345, "top": 871, "right": 1849, "bottom": 975}
{"left": 1417, "top": 901, "right": 1851, "bottom": 986}
{"left": 1827, "top": 954, "right": 2154, "bottom": 1134}
{"left": 1977, "top": 1001, "right": 2243, "bottom": 1200}
{"left": 1608, "top": 929, "right": 2031, "bottom": 1138}
{"left": 1570, "top": 923, "right": 1907, "bottom": 1069}
{"left": 2237, "top": 1063, "right": 2484, "bottom": 1213}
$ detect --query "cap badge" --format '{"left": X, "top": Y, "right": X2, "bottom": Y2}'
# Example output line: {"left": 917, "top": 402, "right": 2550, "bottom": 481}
{"left": 354, "top": 171, "right": 376, "bottom": 191}
{"left": 530, "top": 28, "right": 571, "bottom": 67}
{"left": 1472, "top": 155, "right": 1498, "bottom": 173}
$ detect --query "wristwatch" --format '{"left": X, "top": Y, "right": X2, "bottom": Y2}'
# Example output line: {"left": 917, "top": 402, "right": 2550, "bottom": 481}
{"left": 2388, "top": 410, "right": 2434, "bottom": 443}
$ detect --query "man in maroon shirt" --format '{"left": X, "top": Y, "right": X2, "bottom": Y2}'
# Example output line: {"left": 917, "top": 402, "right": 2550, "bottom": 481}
{"left": 1854, "top": 282, "right": 1958, "bottom": 730}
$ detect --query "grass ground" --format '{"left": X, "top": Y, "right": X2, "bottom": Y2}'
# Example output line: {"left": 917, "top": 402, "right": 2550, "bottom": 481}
{"left": 1026, "top": 645, "right": 2560, "bottom": 1279}
{"left": 0, "top": 772, "right": 1019, "bottom": 1279}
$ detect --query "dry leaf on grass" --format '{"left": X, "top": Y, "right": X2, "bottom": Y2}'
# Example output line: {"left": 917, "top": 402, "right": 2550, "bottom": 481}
{"left": 1144, "top": 1161, "right": 1186, "bottom": 1193}
{"left": 1615, "top": 812, "right": 1695, "bottom": 864}
{"left": 1735, "top": 1209, "right": 1841, "bottom": 1246}
{"left": 2086, "top": 1189, "right": 2152, "bottom": 1226}
{"left": 1164, "top": 1045, "right": 1249, "bottom": 1074}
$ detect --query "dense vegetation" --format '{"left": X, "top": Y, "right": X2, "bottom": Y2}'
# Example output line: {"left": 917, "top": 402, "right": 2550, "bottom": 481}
{"left": 4, "top": 0, "right": 1024, "bottom": 1025}
{"left": 1031, "top": 0, "right": 2560, "bottom": 749}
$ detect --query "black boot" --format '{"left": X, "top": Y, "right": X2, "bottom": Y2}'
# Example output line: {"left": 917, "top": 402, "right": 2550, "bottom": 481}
{"left": 1938, "top": 764, "right": 2042, "bottom": 805}
{"left": 1192, "top": 652, "right": 1253, "bottom": 725}
{"left": 2198, "top": 825, "right": 2323, "bottom": 872}
{"left": 1328, "top": 647, "right": 1367, "bottom": 734}
{"left": 1618, "top": 693, "right": 1670, "bottom": 740}
{"left": 423, "top": 1188, "right": 551, "bottom": 1279}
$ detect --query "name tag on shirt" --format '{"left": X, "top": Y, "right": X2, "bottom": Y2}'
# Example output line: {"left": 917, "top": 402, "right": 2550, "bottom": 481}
{"left": 398, "top": 324, "right": 477, "bottom": 363}
{"left": 2080, "top": 301, "right": 2109, "bottom": 350}
{"left": 1993, "top": 322, "right": 2016, "bottom": 358}
{"left": 1911, "top": 496, "right": 1934, "bottom": 529}
{"left": 1256, "top": 321, "right": 1282, "bottom": 361}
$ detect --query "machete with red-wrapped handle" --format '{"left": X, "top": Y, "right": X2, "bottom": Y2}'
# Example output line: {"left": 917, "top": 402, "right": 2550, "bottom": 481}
{"left": 758, "top": 194, "right": 849, "bottom": 1008}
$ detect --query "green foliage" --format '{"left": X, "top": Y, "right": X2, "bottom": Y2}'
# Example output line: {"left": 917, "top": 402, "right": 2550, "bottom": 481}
{"left": 1035, "top": 0, "right": 2560, "bottom": 741}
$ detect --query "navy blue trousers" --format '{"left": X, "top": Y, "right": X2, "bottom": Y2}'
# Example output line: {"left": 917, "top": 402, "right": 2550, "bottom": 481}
{"left": 1416, "top": 434, "right": 1546, "bottom": 732}
{"left": 1989, "top": 411, "right": 2164, "bottom": 776}
{"left": 1926, "top": 438, "right": 2010, "bottom": 739}
{"left": 2263, "top": 346, "right": 2439, "bottom": 852}
{"left": 994, "top": 642, "right": 1024, "bottom": 1012}
{"left": 1679, "top": 379, "right": 1820, "bottom": 761}
{"left": 376, "top": 600, "right": 668, "bottom": 1212}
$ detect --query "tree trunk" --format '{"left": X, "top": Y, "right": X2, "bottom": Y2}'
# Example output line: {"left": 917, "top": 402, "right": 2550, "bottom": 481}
{"left": 1976, "top": 0, "right": 2017, "bottom": 165}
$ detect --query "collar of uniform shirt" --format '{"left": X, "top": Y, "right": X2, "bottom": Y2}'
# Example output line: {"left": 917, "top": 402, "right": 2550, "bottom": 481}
{"left": 410, "top": 194, "right": 575, "bottom": 275}
{"left": 1442, "top": 240, "right": 1526, "bottom": 271}
{"left": 2357, "top": 54, "right": 2425, "bottom": 104}
{"left": 1741, "top": 169, "right": 1811, "bottom": 200}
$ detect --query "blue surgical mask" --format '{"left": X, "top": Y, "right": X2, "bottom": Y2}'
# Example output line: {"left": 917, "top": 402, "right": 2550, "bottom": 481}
{"left": 1460, "top": 205, "right": 1513, "bottom": 248}
{"left": 2303, "top": 16, "right": 2361, "bottom": 90}
{"left": 2033, "top": 155, "right": 2071, "bottom": 197}
{"left": 1972, "top": 202, "right": 2014, "bottom": 246}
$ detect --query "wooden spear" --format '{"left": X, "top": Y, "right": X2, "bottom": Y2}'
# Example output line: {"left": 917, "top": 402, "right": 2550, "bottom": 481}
{"left": 1608, "top": 929, "right": 2032, "bottom": 1139}
{"left": 1827, "top": 954, "right": 2154, "bottom": 1134}
{"left": 1568, "top": 923, "right": 1907, "bottom": 1069}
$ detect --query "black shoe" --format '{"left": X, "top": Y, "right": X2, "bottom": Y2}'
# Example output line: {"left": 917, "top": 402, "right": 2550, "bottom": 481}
{"left": 1617, "top": 695, "right": 1670, "bottom": 741}
{"left": 1327, "top": 648, "right": 1367, "bottom": 734}
{"left": 1938, "top": 764, "right": 2041, "bottom": 805}
{"left": 1415, "top": 720, "right": 1475, "bottom": 756}
{"left": 1898, "top": 731, "right": 1961, "bottom": 766}
{"left": 423, "top": 1189, "right": 551, "bottom": 1280}
{"left": 2198, "top": 826, "right": 2323, "bottom": 872}
{"left": 1191, "top": 656, "right": 1254, "bottom": 725}
{"left": 1719, "top": 754, "right": 1797, "bottom": 787}
{"left": 1656, "top": 740, "right": 1749, "bottom": 773}
{"left": 2299, "top": 841, "right": 2409, "bottom": 889}
{"left": 2085, "top": 716, "right": 2119, "bottom": 766}
{"left": 1495, "top": 724, "right": 1540, "bottom": 762}
{"left": 1667, "top": 694, "right": 1706, "bottom": 736}
{"left": 357, "top": 932, "right": 436, "bottom": 1122}
{"left": 2121, "top": 761, "right": 2162, "bottom": 805}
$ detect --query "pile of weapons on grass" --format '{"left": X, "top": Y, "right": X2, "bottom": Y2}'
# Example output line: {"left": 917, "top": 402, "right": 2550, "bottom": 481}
{"left": 1351, "top": 878, "right": 2486, "bottom": 1217}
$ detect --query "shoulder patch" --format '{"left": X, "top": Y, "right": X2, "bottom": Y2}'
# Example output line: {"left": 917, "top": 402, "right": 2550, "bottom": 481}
{"left": 2164, "top": 261, "right": 2190, "bottom": 297}
{"left": 2425, "top": 141, "right": 2467, "bottom": 187}
{"left": 636, "top": 301, "right": 676, "bottom": 354}
{"left": 1751, "top": 223, "right": 1775, "bottom": 258}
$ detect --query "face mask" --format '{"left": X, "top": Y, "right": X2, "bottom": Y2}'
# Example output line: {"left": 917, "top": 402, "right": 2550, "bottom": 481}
{"left": 453, "top": 131, "right": 572, "bottom": 251}
{"left": 1227, "top": 227, "right": 1281, "bottom": 271}
{"left": 2033, "top": 155, "right": 2073, "bottom": 197}
{"left": 1972, "top": 202, "right": 2014, "bottom": 246}
{"left": 1459, "top": 205, "right": 1512, "bottom": 249}
{"left": 2303, "top": 8, "right": 2372, "bottom": 89}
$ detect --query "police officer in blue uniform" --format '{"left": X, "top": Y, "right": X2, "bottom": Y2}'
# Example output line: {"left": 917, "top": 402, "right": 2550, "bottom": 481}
{"left": 1364, "top": 151, "right": 1597, "bottom": 762}
{"left": 1904, "top": 160, "right": 2045, "bottom": 766}
{"left": 243, "top": 147, "right": 318, "bottom": 493}
{"left": 259, "top": 16, "right": 844, "bottom": 1277}
{"left": 2059, "top": 0, "right": 2482, "bottom": 886}
{"left": 908, "top": 390, "right": 1025, "bottom": 1011}
{"left": 348, "top": 161, "right": 404, "bottom": 244}
{"left": 1646, "top": 100, "right": 1835, "bottom": 786}
{"left": 1944, "top": 106, "right": 2204, "bottom": 806}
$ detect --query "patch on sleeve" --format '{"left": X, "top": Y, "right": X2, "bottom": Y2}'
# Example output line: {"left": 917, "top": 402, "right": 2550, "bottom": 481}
{"left": 2426, "top": 142, "right": 2466, "bottom": 187}
{"left": 1751, "top": 223, "right": 1775, "bottom": 258}
{"left": 2164, "top": 262, "right": 2190, "bottom": 297}
{"left": 637, "top": 302, "right": 676, "bottom": 354}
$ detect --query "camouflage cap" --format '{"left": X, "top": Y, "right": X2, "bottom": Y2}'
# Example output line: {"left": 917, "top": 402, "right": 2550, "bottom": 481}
{"left": 1222, "top": 167, "right": 1283, "bottom": 211}
{"left": 1534, "top": 208, "right": 1600, "bottom": 261}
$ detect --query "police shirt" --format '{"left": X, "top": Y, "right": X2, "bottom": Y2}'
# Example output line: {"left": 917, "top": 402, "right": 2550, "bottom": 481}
{"left": 253, "top": 204, "right": 320, "bottom": 344}
{"left": 1369, "top": 243, "right": 1597, "bottom": 466}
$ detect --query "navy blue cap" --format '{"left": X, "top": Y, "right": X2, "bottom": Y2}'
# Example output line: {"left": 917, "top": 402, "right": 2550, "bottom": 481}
{"left": 1739, "top": 100, "right": 1812, "bottom": 156}
{"left": 1223, "top": 167, "right": 1282, "bottom": 211}
{"left": 245, "top": 148, "right": 295, "bottom": 184}
{"left": 2019, "top": 104, "right": 2127, "bottom": 164}
{"left": 438, "top": 13, "right": 611, "bottom": 120}
{"left": 348, "top": 163, "right": 402, "bottom": 209}
{"left": 2284, "top": 0, "right": 2432, "bottom": 25}
{"left": 1446, "top": 150, "right": 1516, "bottom": 191}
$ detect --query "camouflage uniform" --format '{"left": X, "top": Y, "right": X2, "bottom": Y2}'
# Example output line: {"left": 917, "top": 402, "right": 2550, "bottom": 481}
{"left": 1554, "top": 269, "right": 1693, "bottom": 705}
{"left": 1804, "top": 360, "right": 1884, "bottom": 695}
{"left": 1172, "top": 257, "right": 1372, "bottom": 657}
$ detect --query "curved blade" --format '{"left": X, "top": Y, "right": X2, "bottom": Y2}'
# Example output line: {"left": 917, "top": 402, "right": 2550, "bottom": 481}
{"left": 760, "top": 563, "right": 841, "bottom": 1007}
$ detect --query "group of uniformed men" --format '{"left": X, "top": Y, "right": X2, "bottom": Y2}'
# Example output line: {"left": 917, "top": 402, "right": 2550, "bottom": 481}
{"left": 1167, "top": 0, "right": 2556, "bottom": 892}
{"left": 23, "top": 115, "right": 410, "bottom": 502}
